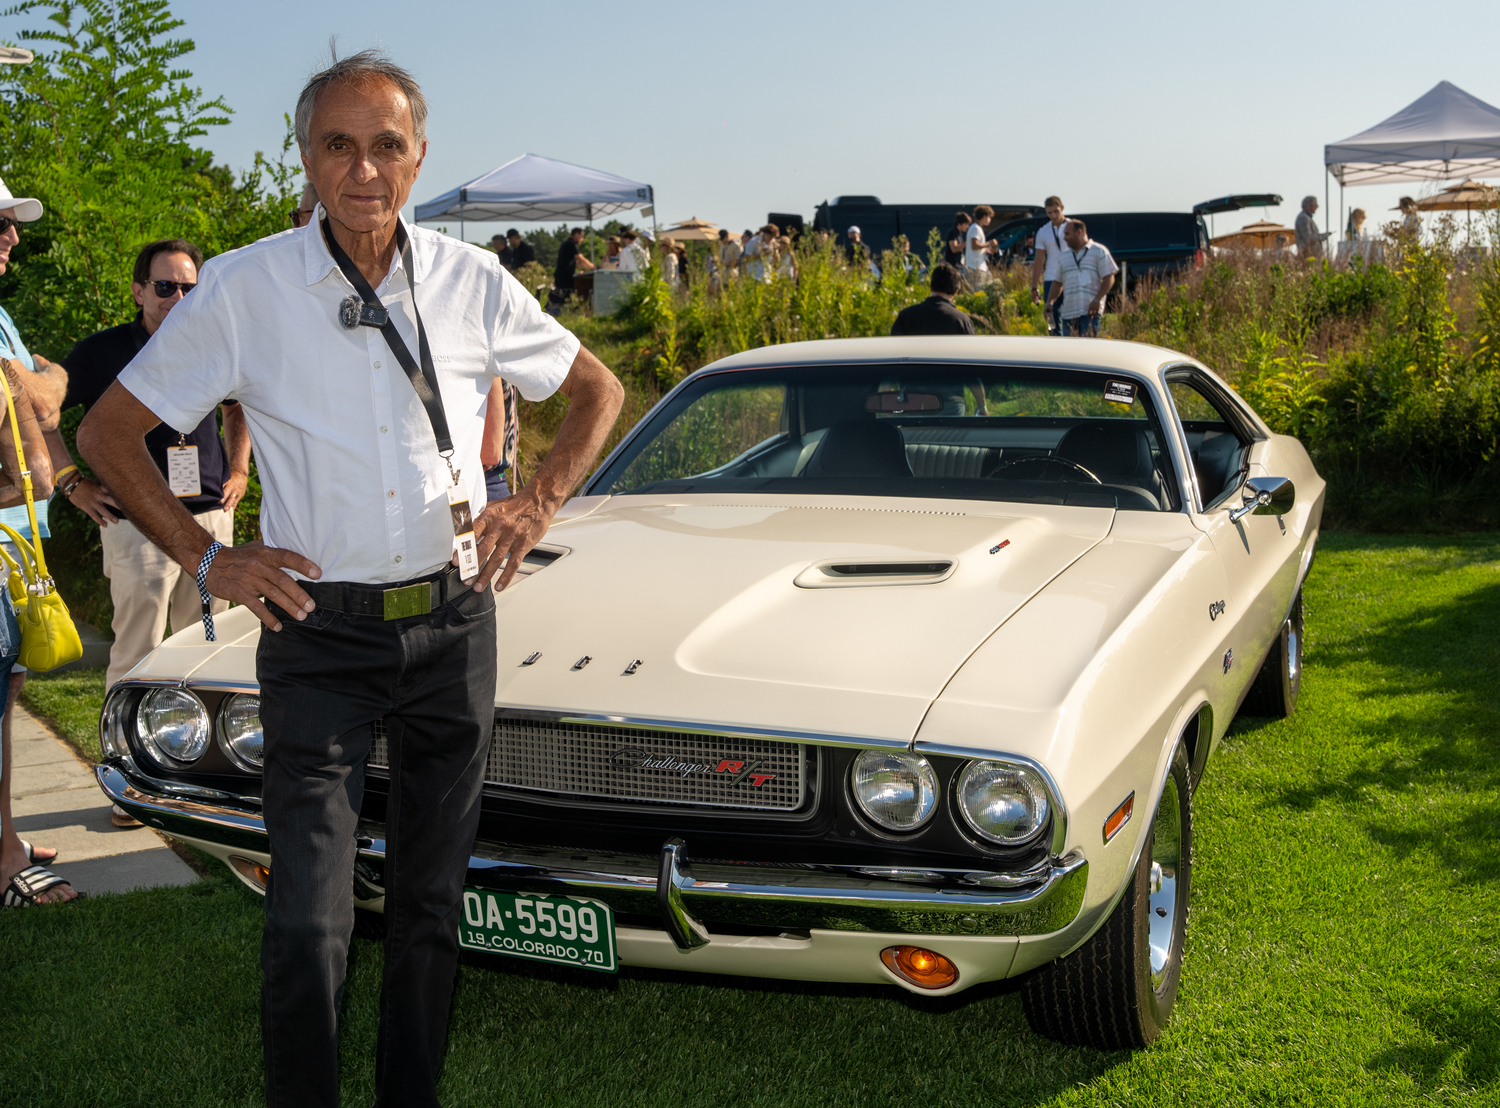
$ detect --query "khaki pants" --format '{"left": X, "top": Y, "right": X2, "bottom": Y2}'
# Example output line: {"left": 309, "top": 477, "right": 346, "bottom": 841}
{"left": 103, "top": 508, "right": 234, "bottom": 687}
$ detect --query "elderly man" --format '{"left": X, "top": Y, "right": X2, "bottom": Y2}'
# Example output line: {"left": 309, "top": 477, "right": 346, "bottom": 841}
{"left": 78, "top": 50, "right": 623, "bottom": 1106}
{"left": 1048, "top": 218, "right": 1118, "bottom": 337}
{"left": 1295, "top": 196, "right": 1329, "bottom": 260}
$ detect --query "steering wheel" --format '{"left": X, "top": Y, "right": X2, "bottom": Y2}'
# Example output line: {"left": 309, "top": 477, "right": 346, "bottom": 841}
{"left": 989, "top": 455, "right": 1102, "bottom": 484}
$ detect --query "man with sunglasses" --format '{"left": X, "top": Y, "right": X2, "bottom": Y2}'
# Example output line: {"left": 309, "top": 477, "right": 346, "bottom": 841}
{"left": 57, "top": 238, "right": 250, "bottom": 692}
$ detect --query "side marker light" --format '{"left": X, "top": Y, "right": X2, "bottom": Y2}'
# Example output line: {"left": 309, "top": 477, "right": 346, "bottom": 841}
{"left": 1103, "top": 791, "right": 1135, "bottom": 844}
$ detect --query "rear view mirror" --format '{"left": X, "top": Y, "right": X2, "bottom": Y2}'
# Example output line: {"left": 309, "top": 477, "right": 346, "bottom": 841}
{"left": 866, "top": 392, "right": 941, "bottom": 413}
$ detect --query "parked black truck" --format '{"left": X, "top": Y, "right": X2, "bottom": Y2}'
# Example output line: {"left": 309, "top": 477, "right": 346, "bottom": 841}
{"left": 811, "top": 196, "right": 1044, "bottom": 255}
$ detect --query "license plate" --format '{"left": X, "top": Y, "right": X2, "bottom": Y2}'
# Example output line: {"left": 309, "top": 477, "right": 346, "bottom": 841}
{"left": 458, "top": 887, "right": 617, "bottom": 973}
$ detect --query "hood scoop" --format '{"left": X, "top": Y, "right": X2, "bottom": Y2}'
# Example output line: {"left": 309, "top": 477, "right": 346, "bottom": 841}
{"left": 794, "top": 559, "right": 956, "bottom": 588}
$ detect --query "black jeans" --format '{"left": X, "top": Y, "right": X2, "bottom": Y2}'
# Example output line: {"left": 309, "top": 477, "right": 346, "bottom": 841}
{"left": 256, "top": 580, "right": 497, "bottom": 1108}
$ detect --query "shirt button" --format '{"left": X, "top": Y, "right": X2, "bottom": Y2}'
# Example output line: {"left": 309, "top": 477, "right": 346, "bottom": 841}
{"left": 394, "top": 555, "right": 403, "bottom": 563}
{"left": 380, "top": 425, "right": 388, "bottom": 433}
{"left": 374, "top": 360, "right": 383, "bottom": 369}
{"left": 388, "top": 490, "right": 396, "bottom": 498}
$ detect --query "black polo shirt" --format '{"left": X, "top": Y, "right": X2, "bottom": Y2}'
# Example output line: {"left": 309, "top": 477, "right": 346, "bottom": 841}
{"left": 943, "top": 227, "right": 966, "bottom": 268}
{"left": 509, "top": 240, "right": 536, "bottom": 268}
{"left": 891, "top": 295, "right": 976, "bottom": 337}
{"left": 63, "top": 317, "right": 233, "bottom": 515}
{"left": 555, "top": 239, "right": 583, "bottom": 287}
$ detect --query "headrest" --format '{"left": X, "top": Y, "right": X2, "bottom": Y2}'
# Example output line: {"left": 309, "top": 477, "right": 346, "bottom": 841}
{"left": 1056, "top": 421, "right": 1147, "bottom": 476}
{"left": 805, "top": 420, "right": 913, "bottom": 479}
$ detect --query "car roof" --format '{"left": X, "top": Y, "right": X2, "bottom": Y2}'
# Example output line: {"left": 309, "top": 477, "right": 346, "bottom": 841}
{"left": 695, "top": 336, "right": 1207, "bottom": 379}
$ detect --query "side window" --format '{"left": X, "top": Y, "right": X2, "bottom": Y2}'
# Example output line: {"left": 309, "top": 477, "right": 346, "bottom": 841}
{"left": 1168, "top": 379, "right": 1250, "bottom": 509}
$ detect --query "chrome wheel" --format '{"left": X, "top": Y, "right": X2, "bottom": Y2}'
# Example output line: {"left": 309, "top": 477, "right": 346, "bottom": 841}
{"left": 1148, "top": 775, "right": 1182, "bottom": 989}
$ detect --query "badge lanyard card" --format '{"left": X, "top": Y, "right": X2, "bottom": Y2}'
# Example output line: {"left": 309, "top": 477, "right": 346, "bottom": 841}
{"left": 322, "top": 219, "right": 479, "bottom": 581}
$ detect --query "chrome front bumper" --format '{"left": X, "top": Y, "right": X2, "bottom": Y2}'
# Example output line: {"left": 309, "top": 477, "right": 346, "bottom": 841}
{"left": 98, "top": 761, "right": 1089, "bottom": 946}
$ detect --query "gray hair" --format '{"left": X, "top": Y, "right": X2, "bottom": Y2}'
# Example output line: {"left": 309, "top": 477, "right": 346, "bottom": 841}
{"left": 295, "top": 48, "right": 427, "bottom": 151}
{"left": 1302, "top": 195, "right": 1318, "bottom": 209}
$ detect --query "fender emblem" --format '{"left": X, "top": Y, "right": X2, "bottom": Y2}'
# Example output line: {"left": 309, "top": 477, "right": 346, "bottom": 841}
{"left": 1208, "top": 599, "right": 1225, "bottom": 621}
{"left": 1223, "top": 648, "right": 1234, "bottom": 674}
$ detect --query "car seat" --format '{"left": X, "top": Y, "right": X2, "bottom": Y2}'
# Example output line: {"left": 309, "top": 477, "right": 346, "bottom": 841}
{"left": 1054, "top": 421, "right": 1162, "bottom": 507}
{"left": 804, "top": 420, "right": 914, "bottom": 479}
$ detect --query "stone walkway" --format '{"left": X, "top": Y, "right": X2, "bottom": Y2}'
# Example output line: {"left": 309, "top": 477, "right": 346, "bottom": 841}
{"left": 7, "top": 702, "right": 197, "bottom": 896}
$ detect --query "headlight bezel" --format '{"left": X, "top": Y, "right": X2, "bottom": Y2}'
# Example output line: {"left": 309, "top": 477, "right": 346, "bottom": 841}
{"left": 953, "top": 758, "right": 1054, "bottom": 848}
{"left": 217, "top": 692, "right": 264, "bottom": 772}
{"left": 135, "top": 686, "right": 212, "bottom": 767}
{"left": 848, "top": 748, "right": 940, "bottom": 834}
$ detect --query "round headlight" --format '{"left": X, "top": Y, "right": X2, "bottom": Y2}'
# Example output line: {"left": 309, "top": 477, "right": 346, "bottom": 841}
{"left": 956, "top": 760, "right": 1051, "bottom": 845}
{"left": 850, "top": 749, "right": 938, "bottom": 832}
{"left": 137, "top": 687, "right": 210, "bottom": 765}
{"left": 218, "top": 693, "right": 264, "bottom": 770}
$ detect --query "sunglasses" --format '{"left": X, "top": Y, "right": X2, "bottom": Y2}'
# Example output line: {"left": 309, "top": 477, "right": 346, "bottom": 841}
{"left": 151, "top": 280, "right": 196, "bottom": 298}
{"left": 0, "top": 216, "right": 14, "bottom": 235}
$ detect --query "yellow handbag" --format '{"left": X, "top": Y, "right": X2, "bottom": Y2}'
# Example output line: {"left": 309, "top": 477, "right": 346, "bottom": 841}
{"left": 0, "top": 367, "right": 83, "bottom": 671}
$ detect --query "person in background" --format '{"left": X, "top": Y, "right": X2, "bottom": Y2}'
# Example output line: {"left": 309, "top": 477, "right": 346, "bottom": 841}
{"left": 1346, "top": 208, "right": 1368, "bottom": 241}
{"left": 289, "top": 182, "right": 319, "bottom": 229}
{"left": 1031, "top": 196, "right": 1068, "bottom": 334}
{"left": 480, "top": 376, "right": 519, "bottom": 507}
{"left": 601, "top": 235, "right": 621, "bottom": 269}
{"left": 1294, "top": 196, "right": 1328, "bottom": 260}
{"left": 658, "top": 236, "right": 679, "bottom": 285}
{"left": 549, "top": 225, "right": 594, "bottom": 315}
{"left": 776, "top": 235, "right": 796, "bottom": 281}
{"left": 844, "top": 225, "right": 869, "bottom": 267}
{"left": 617, "top": 229, "right": 647, "bottom": 274}
{"left": 675, "top": 243, "right": 690, "bottom": 289}
{"left": 717, "top": 227, "right": 742, "bottom": 283}
{"left": 503, "top": 228, "right": 534, "bottom": 270}
{"left": 964, "top": 204, "right": 995, "bottom": 289}
{"left": 1048, "top": 218, "right": 1118, "bottom": 337}
{"left": 490, "top": 233, "right": 511, "bottom": 267}
{"left": 944, "top": 212, "right": 970, "bottom": 269}
{"left": 891, "top": 262, "right": 975, "bottom": 336}
{"left": 1397, "top": 196, "right": 1422, "bottom": 237}
{"left": 58, "top": 239, "right": 250, "bottom": 708}
{"left": 0, "top": 177, "right": 71, "bottom": 908}
{"left": 744, "top": 223, "right": 778, "bottom": 282}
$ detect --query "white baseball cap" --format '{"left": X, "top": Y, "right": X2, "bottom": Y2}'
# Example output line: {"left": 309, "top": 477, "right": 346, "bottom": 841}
{"left": 847, "top": 225, "right": 861, "bottom": 235}
{"left": 0, "top": 177, "right": 43, "bottom": 222}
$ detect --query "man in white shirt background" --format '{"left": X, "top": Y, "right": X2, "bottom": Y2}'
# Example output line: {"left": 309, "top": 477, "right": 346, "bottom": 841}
{"left": 1030, "top": 195, "right": 1068, "bottom": 334}
{"left": 964, "top": 204, "right": 996, "bottom": 289}
{"left": 79, "top": 50, "right": 623, "bottom": 1107}
{"left": 1048, "top": 218, "right": 1119, "bottom": 337}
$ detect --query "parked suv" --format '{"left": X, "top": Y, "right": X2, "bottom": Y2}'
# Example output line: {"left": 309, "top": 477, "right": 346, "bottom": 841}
{"left": 989, "top": 194, "right": 1282, "bottom": 289}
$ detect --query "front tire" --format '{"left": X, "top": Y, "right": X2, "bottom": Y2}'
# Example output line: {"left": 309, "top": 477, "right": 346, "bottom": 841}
{"left": 1242, "top": 590, "right": 1303, "bottom": 718}
{"left": 1021, "top": 742, "right": 1193, "bottom": 1049}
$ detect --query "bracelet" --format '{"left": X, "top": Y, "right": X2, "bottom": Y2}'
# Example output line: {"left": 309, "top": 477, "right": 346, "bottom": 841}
{"left": 196, "top": 541, "right": 224, "bottom": 642}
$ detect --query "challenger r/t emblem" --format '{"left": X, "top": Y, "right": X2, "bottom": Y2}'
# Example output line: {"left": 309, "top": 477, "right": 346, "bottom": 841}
{"left": 608, "top": 747, "right": 777, "bottom": 787}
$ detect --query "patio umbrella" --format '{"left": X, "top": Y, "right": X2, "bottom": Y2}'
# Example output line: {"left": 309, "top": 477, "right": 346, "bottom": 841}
{"left": 0, "top": 47, "right": 34, "bottom": 64}
{"left": 1413, "top": 179, "right": 1499, "bottom": 236}
{"left": 1211, "top": 220, "right": 1298, "bottom": 249}
{"left": 656, "top": 217, "right": 726, "bottom": 242}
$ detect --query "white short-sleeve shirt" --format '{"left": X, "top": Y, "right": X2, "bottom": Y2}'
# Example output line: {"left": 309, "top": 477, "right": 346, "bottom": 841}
{"left": 1035, "top": 220, "right": 1068, "bottom": 282}
{"left": 1056, "top": 240, "right": 1120, "bottom": 319}
{"left": 118, "top": 209, "right": 579, "bottom": 585}
{"left": 964, "top": 224, "right": 989, "bottom": 271}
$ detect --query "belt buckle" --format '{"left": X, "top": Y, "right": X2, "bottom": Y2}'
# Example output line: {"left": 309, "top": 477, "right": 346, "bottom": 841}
{"left": 383, "top": 581, "right": 432, "bottom": 621}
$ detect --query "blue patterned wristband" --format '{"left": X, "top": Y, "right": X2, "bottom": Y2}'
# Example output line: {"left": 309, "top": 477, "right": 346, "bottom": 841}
{"left": 196, "top": 541, "right": 224, "bottom": 642}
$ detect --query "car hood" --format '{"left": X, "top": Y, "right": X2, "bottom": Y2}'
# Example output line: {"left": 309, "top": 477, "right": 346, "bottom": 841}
{"left": 136, "top": 496, "right": 1116, "bottom": 747}
{"left": 489, "top": 497, "right": 1114, "bottom": 744}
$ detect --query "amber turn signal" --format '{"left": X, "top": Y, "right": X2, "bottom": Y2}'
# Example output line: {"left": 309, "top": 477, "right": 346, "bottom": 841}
{"left": 881, "top": 945, "right": 958, "bottom": 990}
{"left": 1103, "top": 790, "right": 1135, "bottom": 844}
{"left": 228, "top": 855, "right": 271, "bottom": 889}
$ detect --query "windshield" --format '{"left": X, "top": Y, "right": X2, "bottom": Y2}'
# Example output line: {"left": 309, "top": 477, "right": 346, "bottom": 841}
{"left": 590, "top": 364, "right": 1179, "bottom": 512}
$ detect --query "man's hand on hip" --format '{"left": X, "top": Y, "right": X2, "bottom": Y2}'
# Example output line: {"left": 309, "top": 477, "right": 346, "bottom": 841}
{"left": 204, "top": 541, "right": 322, "bottom": 632}
{"left": 69, "top": 478, "right": 122, "bottom": 527}
{"left": 467, "top": 490, "right": 550, "bottom": 593}
{"left": 221, "top": 470, "right": 248, "bottom": 513}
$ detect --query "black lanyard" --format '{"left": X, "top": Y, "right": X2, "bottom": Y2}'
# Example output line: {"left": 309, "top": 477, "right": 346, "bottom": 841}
{"left": 321, "top": 218, "right": 457, "bottom": 473}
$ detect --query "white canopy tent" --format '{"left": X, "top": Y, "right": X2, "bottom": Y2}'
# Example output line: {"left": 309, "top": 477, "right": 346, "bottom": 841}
{"left": 413, "top": 153, "right": 654, "bottom": 246}
{"left": 1326, "top": 81, "right": 1500, "bottom": 186}
{"left": 1324, "top": 81, "right": 1500, "bottom": 241}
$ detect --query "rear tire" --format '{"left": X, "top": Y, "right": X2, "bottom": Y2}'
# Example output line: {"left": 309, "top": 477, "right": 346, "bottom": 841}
{"left": 1021, "top": 742, "right": 1193, "bottom": 1050}
{"left": 1242, "top": 590, "right": 1303, "bottom": 718}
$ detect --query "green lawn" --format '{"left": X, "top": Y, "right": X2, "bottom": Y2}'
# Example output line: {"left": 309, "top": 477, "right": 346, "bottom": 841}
{"left": 4, "top": 533, "right": 1498, "bottom": 1107}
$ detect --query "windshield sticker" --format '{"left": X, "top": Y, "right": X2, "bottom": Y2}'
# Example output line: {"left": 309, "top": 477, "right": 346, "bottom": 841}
{"left": 1103, "top": 380, "right": 1137, "bottom": 406}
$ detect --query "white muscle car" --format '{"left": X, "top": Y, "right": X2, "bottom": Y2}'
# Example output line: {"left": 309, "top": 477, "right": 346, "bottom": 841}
{"left": 96, "top": 336, "right": 1321, "bottom": 1049}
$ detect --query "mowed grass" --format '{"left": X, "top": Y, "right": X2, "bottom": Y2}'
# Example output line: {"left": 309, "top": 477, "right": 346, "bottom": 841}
{"left": 3, "top": 533, "right": 1498, "bottom": 1107}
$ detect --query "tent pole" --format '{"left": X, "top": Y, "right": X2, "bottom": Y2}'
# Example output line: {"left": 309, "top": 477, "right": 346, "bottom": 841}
{"left": 1324, "top": 170, "right": 1330, "bottom": 256}
{"left": 589, "top": 204, "right": 596, "bottom": 267}
{"left": 1339, "top": 182, "right": 1344, "bottom": 242}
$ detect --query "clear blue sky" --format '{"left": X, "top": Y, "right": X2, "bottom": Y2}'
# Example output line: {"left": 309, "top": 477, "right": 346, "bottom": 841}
{"left": 6, "top": 0, "right": 1500, "bottom": 240}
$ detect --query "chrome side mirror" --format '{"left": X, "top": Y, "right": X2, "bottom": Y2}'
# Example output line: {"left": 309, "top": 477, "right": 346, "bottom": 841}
{"left": 1228, "top": 476, "right": 1295, "bottom": 523}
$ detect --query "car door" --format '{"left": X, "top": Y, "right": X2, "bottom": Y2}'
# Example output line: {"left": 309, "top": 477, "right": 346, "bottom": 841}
{"left": 1165, "top": 369, "right": 1299, "bottom": 700}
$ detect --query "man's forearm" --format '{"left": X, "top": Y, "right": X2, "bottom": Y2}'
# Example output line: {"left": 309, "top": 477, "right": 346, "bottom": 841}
{"left": 524, "top": 347, "right": 624, "bottom": 512}
{"left": 223, "top": 402, "right": 251, "bottom": 474}
{"left": 1031, "top": 253, "right": 1045, "bottom": 288}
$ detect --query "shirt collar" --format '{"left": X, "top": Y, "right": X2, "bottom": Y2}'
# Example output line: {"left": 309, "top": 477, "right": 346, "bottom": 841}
{"left": 302, "top": 204, "right": 427, "bottom": 289}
